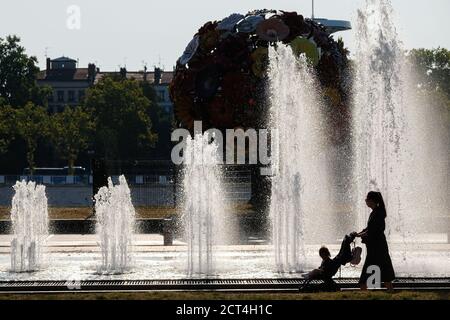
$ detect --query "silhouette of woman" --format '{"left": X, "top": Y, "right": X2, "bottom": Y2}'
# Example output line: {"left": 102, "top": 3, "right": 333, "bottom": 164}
{"left": 356, "top": 191, "right": 395, "bottom": 291}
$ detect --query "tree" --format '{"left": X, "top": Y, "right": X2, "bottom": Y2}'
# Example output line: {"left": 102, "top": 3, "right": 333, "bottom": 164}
{"left": 84, "top": 76, "right": 157, "bottom": 160}
{"left": 408, "top": 48, "right": 450, "bottom": 99}
{"left": 0, "top": 105, "right": 15, "bottom": 154}
{"left": 141, "top": 80, "right": 173, "bottom": 159}
{"left": 14, "top": 103, "right": 49, "bottom": 174}
{"left": 408, "top": 48, "right": 450, "bottom": 120}
{"left": 49, "top": 107, "right": 94, "bottom": 175}
{"left": 0, "top": 35, "right": 50, "bottom": 107}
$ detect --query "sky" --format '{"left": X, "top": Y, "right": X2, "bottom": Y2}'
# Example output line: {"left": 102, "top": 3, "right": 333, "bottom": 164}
{"left": 1, "top": 0, "right": 449, "bottom": 71}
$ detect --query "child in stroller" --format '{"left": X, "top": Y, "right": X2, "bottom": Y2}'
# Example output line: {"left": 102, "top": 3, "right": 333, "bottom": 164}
{"left": 300, "top": 232, "right": 362, "bottom": 292}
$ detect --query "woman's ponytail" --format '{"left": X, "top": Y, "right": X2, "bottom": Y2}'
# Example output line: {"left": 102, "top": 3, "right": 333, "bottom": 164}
{"left": 377, "top": 192, "right": 387, "bottom": 217}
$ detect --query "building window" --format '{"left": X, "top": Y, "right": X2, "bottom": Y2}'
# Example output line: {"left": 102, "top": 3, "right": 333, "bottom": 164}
{"left": 48, "top": 93, "right": 54, "bottom": 102}
{"left": 68, "top": 90, "right": 75, "bottom": 102}
{"left": 78, "top": 90, "right": 85, "bottom": 101}
{"left": 57, "top": 91, "right": 65, "bottom": 102}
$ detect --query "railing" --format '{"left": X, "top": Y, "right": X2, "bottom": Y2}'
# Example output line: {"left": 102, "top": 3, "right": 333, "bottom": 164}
{"left": 0, "top": 175, "right": 92, "bottom": 185}
{"left": 0, "top": 174, "right": 177, "bottom": 186}
{"left": 0, "top": 171, "right": 253, "bottom": 205}
{"left": 0, "top": 169, "right": 251, "bottom": 187}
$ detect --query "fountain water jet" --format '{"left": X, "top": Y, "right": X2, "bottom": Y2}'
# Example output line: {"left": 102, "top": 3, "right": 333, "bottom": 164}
{"left": 10, "top": 180, "right": 48, "bottom": 272}
{"left": 268, "top": 45, "right": 333, "bottom": 272}
{"left": 353, "top": 0, "right": 450, "bottom": 247}
{"left": 181, "top": 133, "right": 229, "bottom": 276}
{"left": 94, "top": 175, "right": 135, "bottom": 274}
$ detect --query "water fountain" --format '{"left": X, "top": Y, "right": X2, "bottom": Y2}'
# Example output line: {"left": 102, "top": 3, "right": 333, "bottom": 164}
{"left": 352, "top": 0, "right": 450, "bottom": 245}
{"left": 10, "top": 180, "right": 48, "bottom": 272}
{"left": 181, "top": 133, "right": 230, "bottom": 276}
{"left": 268, "top": 45, "right": 333, "bottom": 273}
{"left": 94, "top": 175, "right": 135, "bottom": 274}
{"left": 0, "top": 5, "right": 449, "bottom": 286}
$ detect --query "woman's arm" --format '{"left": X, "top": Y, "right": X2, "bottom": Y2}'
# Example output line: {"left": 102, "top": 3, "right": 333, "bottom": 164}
{"left": 356, "top": 228, "right": 368, "bottom": 237}
{"left": 358, "top": 212, "right": 385, "bottom": 239}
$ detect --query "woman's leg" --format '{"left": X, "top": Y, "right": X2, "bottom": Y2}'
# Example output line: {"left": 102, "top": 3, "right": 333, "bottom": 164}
{"left": 359, "top": 250, "right": 370, "bottom": 290}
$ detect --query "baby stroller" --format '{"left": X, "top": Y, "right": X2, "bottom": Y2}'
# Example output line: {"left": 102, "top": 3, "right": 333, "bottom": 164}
{"left": 299, "top": 233, "right": 362, "bottom": 292}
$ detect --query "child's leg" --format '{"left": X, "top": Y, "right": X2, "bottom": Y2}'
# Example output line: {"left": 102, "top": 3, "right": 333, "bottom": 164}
{"left": 306, "top": 268, "right": 323, "bottom": 280}
{"left": 322, "top": 277, "right": 339, "bottom": 292}
{"left": 300, "top": 269, "right": 321, "bottom": 292}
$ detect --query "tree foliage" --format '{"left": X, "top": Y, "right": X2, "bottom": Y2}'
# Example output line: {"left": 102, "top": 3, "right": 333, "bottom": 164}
{"left": 0, "top": 105, "right": 15, "bottom": 154}
{"left": 13, "top": 102, "right": 49, "bottom": 173}
{"left": 408, "top": 48, "right": 450, "bottom": 101}
{"left": 49, "top": 107, "right": 94, "bottom": 175}
{"left": 0, "top": 35, "right": 50, "bottom": 107}
{"left": 408, "top": 48, "right": 450, "bottom": 127}
{"left": 84, "top": 76, "right": 157, "bottom": 160}
{"left": 141, "top": 81, "right": 173, "bottom": 158}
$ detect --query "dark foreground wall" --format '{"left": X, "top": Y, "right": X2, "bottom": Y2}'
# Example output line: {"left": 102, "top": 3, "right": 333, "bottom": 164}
{"left": 0, "top": 216, "right": 269, "bottom": 245}
{"left": 0, "top": 218, "right": 173, "bottom": 235}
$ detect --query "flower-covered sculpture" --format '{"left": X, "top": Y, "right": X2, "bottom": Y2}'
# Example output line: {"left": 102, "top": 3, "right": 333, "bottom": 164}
{"left": 170, "top": 10, "right": 350, "bottom": 134}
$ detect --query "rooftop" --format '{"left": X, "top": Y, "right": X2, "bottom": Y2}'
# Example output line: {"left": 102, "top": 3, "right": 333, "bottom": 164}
{"left": 94, "top": 71, "right": 174, "bottom": 85}
{"left": 37, "top": 68, "right": 90, "bottom": 81}
{"left": 51, "top": 56, "right": 77, "bottom": 63}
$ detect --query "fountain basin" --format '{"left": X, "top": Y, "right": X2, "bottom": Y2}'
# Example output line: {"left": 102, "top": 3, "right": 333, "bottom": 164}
{"left": 0, "top": 234, "right": 448, "bottom": 281}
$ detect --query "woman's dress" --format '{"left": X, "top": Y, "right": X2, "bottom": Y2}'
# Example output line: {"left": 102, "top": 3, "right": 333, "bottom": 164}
{"left": 359, "top": 207, "right": 396, "bottom": 284}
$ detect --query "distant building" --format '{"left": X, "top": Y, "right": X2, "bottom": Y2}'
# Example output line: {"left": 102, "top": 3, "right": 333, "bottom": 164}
{"left": 37, "top": 56, "right": 174, "bottom": 113}
{"left": 37, "top": 56, "right": 96, "bottom": 113}
{"left": 94, "top": 67, "right": 174, "bottom": 113}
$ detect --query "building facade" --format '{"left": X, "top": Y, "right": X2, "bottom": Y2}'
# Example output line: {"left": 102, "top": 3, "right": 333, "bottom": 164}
{"left": 94, "top": 67, "right": 174, "bottom": 113}
{"left": 37, "top": 56, "right": 174, "bottom": 114}
{"left": 37, "top": 56, "right": 96, "bottom": 113}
